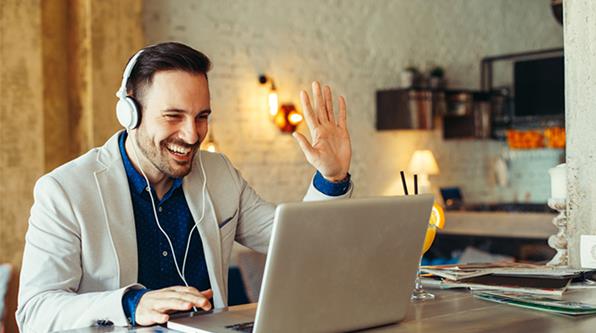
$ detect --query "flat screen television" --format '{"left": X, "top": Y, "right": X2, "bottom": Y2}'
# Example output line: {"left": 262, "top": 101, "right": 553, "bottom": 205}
{"left": 514, "top": 56, "right": 564, "bottom": 119}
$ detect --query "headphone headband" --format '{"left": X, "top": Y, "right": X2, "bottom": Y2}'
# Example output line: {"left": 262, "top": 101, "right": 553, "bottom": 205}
{"left": 115, "top": 49, "right": 144, "bottom": 130}
{"left": 116, "top": 49, "right": 144, "bottom": 99}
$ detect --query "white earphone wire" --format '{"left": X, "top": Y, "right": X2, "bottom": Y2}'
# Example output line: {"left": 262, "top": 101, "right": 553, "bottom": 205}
{"left": 127, "top": 130, "right": 208, "bottom": 291}
{"left": 182, "top": 151, "right": 207, "bottom": 275}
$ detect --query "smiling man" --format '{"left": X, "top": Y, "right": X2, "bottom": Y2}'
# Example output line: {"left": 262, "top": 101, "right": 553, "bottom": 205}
{"left": 16, "top": 42, "right": 352, "bottom": 332}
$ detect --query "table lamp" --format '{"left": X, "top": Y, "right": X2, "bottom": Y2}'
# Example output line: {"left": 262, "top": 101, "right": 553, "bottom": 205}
{"left": 408, "top": 150, "right": 439, "bottom": 193}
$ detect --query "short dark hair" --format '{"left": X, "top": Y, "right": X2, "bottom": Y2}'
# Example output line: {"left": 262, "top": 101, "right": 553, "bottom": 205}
{"left": 125, "top": 42, "right": 211, "bottom": 103}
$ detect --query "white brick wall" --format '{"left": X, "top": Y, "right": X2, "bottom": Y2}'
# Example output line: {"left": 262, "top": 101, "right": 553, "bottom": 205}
{"left": 143, "top": 0, "right": 563, "bottom": 204}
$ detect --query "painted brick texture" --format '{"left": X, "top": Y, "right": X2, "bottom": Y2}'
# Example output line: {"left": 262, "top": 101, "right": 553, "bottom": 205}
{"left": 143, "top": 0, "right": 563, "bottom": 204}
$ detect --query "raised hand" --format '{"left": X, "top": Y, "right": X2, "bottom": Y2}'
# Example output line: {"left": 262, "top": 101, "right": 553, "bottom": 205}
{"left": 293, "top": 81, "right": 351, "bottom": 182}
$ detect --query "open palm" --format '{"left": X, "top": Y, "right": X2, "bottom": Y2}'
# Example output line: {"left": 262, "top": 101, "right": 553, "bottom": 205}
{"left": 293, "top": 81, "right": 352, "bottom": 182}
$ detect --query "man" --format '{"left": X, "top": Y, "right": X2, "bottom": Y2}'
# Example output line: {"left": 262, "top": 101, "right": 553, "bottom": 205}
{"left": 17, "top": 42, "right": 352, "bottom": 332}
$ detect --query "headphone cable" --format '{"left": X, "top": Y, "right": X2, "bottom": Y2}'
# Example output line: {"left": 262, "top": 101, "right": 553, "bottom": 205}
{"left": 128, "top": 130, "right": 208, "bottom": 311}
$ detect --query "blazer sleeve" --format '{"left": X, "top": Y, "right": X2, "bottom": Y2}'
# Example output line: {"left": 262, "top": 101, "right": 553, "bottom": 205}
{"left": 218, "top": 155, "right": 352, "bottom": 254}
{"left": 16, "top": 175, "right": 137, "bottom": 333}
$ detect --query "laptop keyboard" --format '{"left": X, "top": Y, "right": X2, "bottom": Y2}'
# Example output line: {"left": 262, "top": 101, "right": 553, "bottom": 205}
{"left": 225, "top": 321, "right": 255, "bottom": 332}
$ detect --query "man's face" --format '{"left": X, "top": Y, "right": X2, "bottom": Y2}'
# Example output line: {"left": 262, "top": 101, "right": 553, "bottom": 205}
{"left": 134, "top": 70, "right": 211, "bottom": 179}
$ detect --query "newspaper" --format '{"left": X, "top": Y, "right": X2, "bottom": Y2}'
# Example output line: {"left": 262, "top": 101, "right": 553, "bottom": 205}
{"left": 421, "top": 262, "right": 590, "bottom": 281}
{"left": 421, "top": 263, "right": 596, "bottom": 296}
{"left": 443, "top": 279, "right": 570, "bottom": 296}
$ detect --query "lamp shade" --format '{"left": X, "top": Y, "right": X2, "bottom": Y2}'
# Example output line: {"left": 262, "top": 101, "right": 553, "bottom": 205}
{"left": 408, "top": 150, "right": 439, "bottom": 175}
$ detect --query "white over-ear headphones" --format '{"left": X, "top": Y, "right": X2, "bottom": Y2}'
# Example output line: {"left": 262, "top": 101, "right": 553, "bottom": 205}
{"left": 115, "top": 50, "right": 144, "bottom": 130}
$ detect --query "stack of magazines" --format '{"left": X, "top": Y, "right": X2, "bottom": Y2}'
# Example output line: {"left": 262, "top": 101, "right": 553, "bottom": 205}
{"left": 420, "top": 262, "right": 596, "bottom": 296}
{"left": 421, "top": 262, "right": 596, "bottom": 315}
{"left": 420, "top": 262, "right": 596, "bottom": 316}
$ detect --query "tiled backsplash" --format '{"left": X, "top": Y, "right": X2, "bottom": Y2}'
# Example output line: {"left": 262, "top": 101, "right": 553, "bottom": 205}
{"left": 434, "top": 145, "right": 564, "bottom": 204}
{"left": 505, "top": 149, "right": 565, "bottom": 203}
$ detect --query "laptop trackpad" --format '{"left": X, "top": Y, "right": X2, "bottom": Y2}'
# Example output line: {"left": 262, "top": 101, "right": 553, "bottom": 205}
{"left": 168, "top": 305, "right": 257, "bottom": 332}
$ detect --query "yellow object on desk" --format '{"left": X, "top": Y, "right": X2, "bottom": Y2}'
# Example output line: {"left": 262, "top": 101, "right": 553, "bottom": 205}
{"left": 422, "top": 203, "right": 445, "bottom": 254}
{"left": 412, "top": 202, "right": 447, "bottom": 301}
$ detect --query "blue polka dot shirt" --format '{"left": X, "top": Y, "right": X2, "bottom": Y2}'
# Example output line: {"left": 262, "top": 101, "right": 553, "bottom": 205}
{"left": 118, "top": 132, "right": 210, "bottom": 324}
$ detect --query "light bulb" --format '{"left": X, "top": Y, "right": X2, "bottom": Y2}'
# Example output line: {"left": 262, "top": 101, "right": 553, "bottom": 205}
{"left": 288, "top": 111, "right": 303, "bottom": 125}
{"left": 268, "top": 91, "right": 279, "bottom": 116}
{"left": 206, "top": 142, "right": 217, "bottom": 153}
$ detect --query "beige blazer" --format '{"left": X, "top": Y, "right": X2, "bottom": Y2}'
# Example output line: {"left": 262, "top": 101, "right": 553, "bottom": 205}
{"left": 16, "top": 131, "right": 352, "bottom": 333}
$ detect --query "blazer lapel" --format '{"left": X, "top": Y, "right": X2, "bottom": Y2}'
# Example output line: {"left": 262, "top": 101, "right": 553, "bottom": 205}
{"left": 183, "top": 168, "right": 226, "bottom": 307}
{"left": 94, "top": 132, "right": 138, "bottom": 287}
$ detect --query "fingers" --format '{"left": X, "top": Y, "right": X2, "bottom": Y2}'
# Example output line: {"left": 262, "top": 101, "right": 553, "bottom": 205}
{"left": 201, "top": 289, "right": 214, "bottom": 299}
{"left": 136, "top": 310, "right": 169, "bottom": 326}
{"left": 302, "top": 81, "right": 346, "bottom": 129}
{"left": 143, "top": 287, "right": 213, "bottom": 312}
{"left": 292, "top": 132, "right": 316, "bottom": 161}
{"left": 323, "top": 85, "right": 335, "bottom": 124}
{"left": 164, "top": 286, "right": 212, "bottom": 301}
{"left": 136, "top": 287, "right": 216, "bottom": 326}
{"left": 171, "top": 291, "right": 212, "bottom": 310}
{"left": 147, "top": 310, "right": 169, "bottom": 324}
{"left": 312, "top": 81, "right": 328, "bottom": 123}
{"left": 135, "top": 299, "right": 171, "bottom": 326}
{"left": 300, "top": 90, "right": 317, "bottom": 132}
{"left": 164, "top": 286, "right": 201, "bottom": 293}
{"left": 152, "top": 297, "right": 196, "bottom": 312}
{"left": 338, "top": 95, "right": 347, "bottom": 129}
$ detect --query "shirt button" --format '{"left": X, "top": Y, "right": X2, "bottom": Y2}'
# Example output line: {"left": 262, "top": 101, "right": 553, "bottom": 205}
{"left": 158, "top": 206, "right": 163, "bottom": 212}
{"left": 162, "top": 251, "right": 168, "bottom": 257}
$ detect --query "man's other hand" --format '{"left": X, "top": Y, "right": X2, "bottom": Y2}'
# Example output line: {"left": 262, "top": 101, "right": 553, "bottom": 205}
{"left": 293, "top": 81, "right": 351, "bottom": 182}
{"left": 135, "top": 286, "right": 213, "bottom": 326}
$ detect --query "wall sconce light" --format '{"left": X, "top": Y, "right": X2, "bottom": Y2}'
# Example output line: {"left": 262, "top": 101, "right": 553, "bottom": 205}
{"left": 259, "top": 74, "right": 303, "bottom": 133}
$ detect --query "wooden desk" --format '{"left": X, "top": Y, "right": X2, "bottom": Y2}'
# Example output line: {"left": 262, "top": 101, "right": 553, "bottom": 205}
{"left": 372, "top": 289, "right": 596, "bottom": 333}
{"left": 59, "top": 289, "right": 596, "bottom": 333}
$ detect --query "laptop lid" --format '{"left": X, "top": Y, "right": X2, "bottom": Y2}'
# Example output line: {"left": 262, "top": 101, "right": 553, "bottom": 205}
{"left": 168, "top": 195, "right": 434, "bottom": 333}
{"left": 253, "top": 194, "right": 434, "bottom": 332}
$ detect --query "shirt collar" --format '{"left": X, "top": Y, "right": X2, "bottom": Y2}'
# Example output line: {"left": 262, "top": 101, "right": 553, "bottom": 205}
{"left": 118, "top": 131, "right": 183, "bottom": 195}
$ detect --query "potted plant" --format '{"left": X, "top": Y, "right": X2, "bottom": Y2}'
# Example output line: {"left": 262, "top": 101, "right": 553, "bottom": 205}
{"left": 429, "top": 66, "right": 445, "bottom": 89}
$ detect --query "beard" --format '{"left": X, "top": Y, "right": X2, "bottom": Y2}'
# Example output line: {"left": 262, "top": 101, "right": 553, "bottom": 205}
{"left": 134, "top": 126, "right": 200, "bottom": 179}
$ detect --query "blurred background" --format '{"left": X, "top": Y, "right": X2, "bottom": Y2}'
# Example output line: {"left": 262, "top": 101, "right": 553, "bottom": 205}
{"left": 0, "top": 0, "right": 567, "bottom": 330}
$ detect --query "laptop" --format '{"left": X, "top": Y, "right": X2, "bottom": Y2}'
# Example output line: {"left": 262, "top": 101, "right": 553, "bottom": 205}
{"left": 168, "top": 194, "right": 434, "bottom": 333}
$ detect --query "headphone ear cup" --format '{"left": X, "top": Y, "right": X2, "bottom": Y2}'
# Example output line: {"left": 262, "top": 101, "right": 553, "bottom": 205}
{"left": 116, "top": 97, "right": 140, "bottom": 129}
{"left": 127, "top": 96, "right": 142, "bottom": 128}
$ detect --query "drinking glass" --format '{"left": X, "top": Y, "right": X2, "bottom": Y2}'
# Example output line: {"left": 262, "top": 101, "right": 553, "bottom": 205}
{"left": 411, "top": 203, "right": 444, "bottom": 301}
